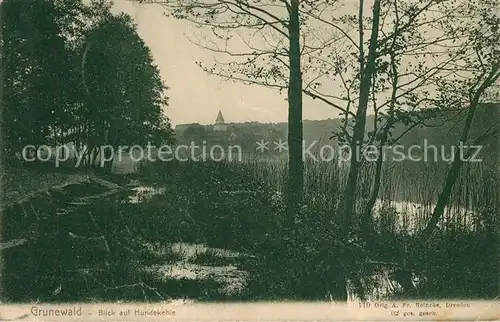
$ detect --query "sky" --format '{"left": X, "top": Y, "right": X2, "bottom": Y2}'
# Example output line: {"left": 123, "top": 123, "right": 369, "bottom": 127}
{"left": 111, "top": 1, "right": 343, "bottom": 126}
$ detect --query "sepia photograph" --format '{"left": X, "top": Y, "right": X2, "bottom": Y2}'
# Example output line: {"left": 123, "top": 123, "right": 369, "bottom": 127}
{"left": 0, "top": 0, "right": 499, "bottom": 320}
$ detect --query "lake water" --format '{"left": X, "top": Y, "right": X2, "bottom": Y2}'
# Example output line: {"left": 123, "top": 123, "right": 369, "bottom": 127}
{"left": 373, "top": 199, "right": 478, "bottom": 234}
{"left": 142, "top": 242, "right": 249, "bottom": 297}
{"left": 126, "top": 186, "right": 429, "bottom": 301}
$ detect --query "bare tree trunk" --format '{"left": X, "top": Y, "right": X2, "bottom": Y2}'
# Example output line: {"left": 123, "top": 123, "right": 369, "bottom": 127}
{"left": 422, "top": 66, "right": 500, "bottom": 238}
{"left": 421, "top": 98, "right": 481, "bottom": 238}
{"left": 92, "top": 146, "right": 100, "bottom": 168}
{"left": 286, "top": 0, "right": 304, "bottom": 219}
{"left": 103, "top": 146, "right": 114, "bottom": 173}
{"left": 85, "top": 144, "right": 93, "bottom": 167}
{"left": 362, "top": 133, "right": 387, "bottom": 235}
{"left": 362, "top": 49, "right": 399, "bottom": 238}
{"left": 341, "top": 0, "right": 381, "bottom": 238}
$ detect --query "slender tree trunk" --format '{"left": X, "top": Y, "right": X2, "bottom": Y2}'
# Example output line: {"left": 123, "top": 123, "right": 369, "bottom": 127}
{"left": 103, "top": 145, "right": 114, "bottom": 173}
{"left": 85, "top": 144, "right": 93, "bottom": 166}
{"left": 286, "top": 0, "right": 304, "bottom": 220}
{"left": 341, "top": 0, "right": 381, "bottom": 238}
{"left": 422, "top": 65, "right": 500, "bottom": 238}
{"left": 421, "top": 98, "right": 480, "bottom": 238}
{"left": 422, "top": 62, "right": 500, "bottom": 239}
{"left": 362, "top": 51, "right": 399, "bottom": 237}
{"left": 92, "top": 146, "right": 100, "bottom": 167}
{"left": 362, "top": 132, "right": 387, "bottom": 235}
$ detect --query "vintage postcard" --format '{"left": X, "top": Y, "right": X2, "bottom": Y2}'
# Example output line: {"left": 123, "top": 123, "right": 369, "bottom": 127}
{"left": 1, "top": 0, "right": 499, "bottom": 320}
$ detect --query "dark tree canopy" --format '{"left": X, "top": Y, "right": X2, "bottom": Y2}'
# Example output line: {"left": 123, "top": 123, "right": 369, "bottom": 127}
{"left": 1, "top": 0, "right": 174, "bottom": 166}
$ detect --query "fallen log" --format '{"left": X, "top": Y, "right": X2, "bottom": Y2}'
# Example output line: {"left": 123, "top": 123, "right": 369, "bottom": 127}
{"left": 0, "top": 238, "right": 27, "bottom": 252}
{"left": 89, "top": 177, "right": 120, "bottom": 190}
{"left": 73, "top": 185, "right": 132, "bottom": 204}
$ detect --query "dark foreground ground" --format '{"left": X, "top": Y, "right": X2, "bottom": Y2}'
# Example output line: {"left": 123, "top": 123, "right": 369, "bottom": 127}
{"left": 1, "top": 161, "right": 498, "bottom": 302}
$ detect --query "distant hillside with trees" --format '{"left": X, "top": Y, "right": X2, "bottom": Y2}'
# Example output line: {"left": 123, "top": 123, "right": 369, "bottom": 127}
{"left": 175, "top": 103, "right": 499, "bottom": 157}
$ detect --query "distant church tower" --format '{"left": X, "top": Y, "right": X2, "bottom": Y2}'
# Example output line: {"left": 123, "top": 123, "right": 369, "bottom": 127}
{"left": 214, "top": 110, "right": 227, "bottom": 132}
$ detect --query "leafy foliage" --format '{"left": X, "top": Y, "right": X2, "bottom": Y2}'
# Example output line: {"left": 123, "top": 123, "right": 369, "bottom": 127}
{"left": 1, "top": 0, "right": 174, "bottom": 167}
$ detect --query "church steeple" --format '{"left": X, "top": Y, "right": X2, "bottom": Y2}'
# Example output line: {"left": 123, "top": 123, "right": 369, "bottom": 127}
{"left": 215, "top": 110, "right": 225, "bottom": 124}
{"left": 214, "top": 110, "right": 227, "bottom": 131}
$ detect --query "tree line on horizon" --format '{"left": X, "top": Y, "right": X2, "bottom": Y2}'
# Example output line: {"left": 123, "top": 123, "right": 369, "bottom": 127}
{"left": 176, "top": 103, "right": 499, "bottom": 158}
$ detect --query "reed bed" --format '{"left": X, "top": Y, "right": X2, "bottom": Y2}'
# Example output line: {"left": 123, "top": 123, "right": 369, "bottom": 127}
{"left": 240, "top": 155, "right": 499, "bottom": 235}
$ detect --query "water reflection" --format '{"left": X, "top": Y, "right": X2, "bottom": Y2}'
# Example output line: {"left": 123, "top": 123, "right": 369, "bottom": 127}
{"left": 142, "top": 242, "right": 248, "bottom": 297}
{"left": 129, "top": 186, "right": 166, "bottom": 204}
{"left": 374, "top": 199, "right": 478, "bottom": 234}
